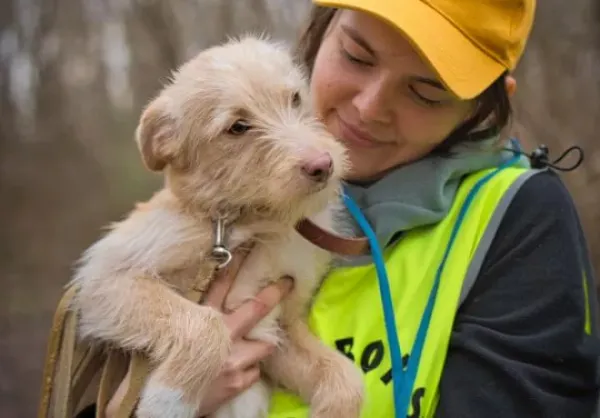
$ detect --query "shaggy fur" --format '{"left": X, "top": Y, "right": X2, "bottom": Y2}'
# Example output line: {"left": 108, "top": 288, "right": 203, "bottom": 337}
{"left": 68, "top": 35, "right": 364, "bottom": 418}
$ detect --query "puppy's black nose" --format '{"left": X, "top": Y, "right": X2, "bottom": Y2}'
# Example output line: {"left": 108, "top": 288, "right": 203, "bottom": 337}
{"left": 301, "top": 152, "right": 333, "bottom": 183}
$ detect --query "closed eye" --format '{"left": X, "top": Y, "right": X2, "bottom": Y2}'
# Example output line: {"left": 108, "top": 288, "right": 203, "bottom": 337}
{"left": 409, "top": 85, "right": 443, "bottom": 107}
{"left": 341, "top": 46, "right": 372, "bottom": 67}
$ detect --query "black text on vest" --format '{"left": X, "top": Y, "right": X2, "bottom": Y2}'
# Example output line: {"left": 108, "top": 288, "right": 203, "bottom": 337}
{"left": 335, "top": 337, "right": 427, "bottom": 418}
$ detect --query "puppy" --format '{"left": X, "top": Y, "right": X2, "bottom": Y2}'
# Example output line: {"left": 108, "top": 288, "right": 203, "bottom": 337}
{"left": 68, "top": 35, "right": 364, "bottom": 418}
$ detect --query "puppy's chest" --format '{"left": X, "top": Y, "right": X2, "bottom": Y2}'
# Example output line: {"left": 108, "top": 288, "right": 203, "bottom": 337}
{"left": 161, "top": 225, "right": 255, "bottom": 293}
{"left": 225, "top": 228, "right": 333, "bottom": 311}
{"left": 160, "top": 220, "right": 331, "bottom": 300}
{"left": 166, "top": 262, "right": 216, "bottom": 294}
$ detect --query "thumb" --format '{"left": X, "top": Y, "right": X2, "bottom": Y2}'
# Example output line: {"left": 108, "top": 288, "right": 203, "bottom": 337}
{"left": 204, "top": 242, "right": 254, "bottom": 310}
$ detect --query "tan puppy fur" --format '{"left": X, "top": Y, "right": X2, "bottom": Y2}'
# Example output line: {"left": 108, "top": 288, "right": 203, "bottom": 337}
{"left": 68, "top": 35, "right": 364, "bottom": 418}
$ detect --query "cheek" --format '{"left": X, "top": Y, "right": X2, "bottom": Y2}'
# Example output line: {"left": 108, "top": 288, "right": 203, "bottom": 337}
{"left": 310, "top": 46, "right": 350, "bottom": 119}
{"left": 309, "top": 65, "right": 333, "bottom": 119}
{"left": 397, "top": 104, "right": 472, "bottom": 149}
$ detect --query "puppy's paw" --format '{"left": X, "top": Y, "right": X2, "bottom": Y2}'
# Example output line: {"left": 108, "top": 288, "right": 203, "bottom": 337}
{"left": 138, "top": 308, "right": 232, "bottom": 417}
{"left": 311, "top": 358, "right": 364, "bottom": 418}
{"left": 136, "top": 383, "right": 198, "bottom": 418}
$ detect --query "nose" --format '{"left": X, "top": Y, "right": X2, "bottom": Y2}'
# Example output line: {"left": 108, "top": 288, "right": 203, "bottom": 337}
{"left": 301, "top": 152, "right": 333, "bottom": 183}
{"left": 352, "top": 80, "right": 392, "bottom": 124}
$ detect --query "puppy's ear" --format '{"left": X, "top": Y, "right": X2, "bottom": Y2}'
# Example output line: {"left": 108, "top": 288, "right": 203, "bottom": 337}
{"left": 135, "top": 96, "right": 179, "bottom": 171}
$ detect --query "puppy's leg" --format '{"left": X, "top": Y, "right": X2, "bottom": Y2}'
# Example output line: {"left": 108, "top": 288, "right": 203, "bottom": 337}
{"left": 72, "top": 275, "right": 230, "bottom": 418}
{"left": 262, "top": 321, "right": 364, "bottom": 418}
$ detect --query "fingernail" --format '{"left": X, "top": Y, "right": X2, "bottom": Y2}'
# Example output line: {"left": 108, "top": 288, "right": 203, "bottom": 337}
{"left": 280, "top": 276, "right": 294, "bottom": 294}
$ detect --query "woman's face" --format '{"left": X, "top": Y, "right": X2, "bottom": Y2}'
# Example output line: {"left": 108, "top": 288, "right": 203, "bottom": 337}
{"left": 310, "top": 10, "right": 476, "bottom": 182}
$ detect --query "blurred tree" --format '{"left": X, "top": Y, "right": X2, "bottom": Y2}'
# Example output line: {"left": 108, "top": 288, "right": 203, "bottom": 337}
{"left": 0, "top": 0, "right": 112, "bottom": 416}
{"left": 124, "top": 0, "right": 182, "bottom": 112}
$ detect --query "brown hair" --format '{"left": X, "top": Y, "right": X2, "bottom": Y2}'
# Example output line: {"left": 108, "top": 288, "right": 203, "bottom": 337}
{"left": 295, "top": 6, "right": 512, "bottom": 155}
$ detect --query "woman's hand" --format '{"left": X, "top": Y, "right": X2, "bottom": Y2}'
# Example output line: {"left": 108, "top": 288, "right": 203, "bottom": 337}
{"left": 196, "top": 245, "right": 294, "bottom": 417}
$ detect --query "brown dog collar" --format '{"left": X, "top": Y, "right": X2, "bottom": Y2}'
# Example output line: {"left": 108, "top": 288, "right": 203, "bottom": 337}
{"left": 295, "top": 218, "right": 370, "bottom": 256}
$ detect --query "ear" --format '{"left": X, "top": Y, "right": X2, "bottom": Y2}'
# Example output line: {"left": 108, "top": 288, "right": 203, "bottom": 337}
{"left": 505, "top": 75, "right": 517, "bottom": 98}
{"left": 135, "top": 96, "right": 179, "bottom": 171}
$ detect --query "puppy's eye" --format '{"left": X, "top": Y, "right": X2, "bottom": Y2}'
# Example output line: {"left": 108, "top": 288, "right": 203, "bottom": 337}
{"left": 291, "top": 92, "right": 301, "bottom": 108}
{"left": 227, "top": 119, "right": 251, "bottom": 136}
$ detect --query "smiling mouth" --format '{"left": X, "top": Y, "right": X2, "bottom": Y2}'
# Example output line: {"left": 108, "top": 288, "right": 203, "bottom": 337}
{"left": 336, "top": 115, "right": 380, "bottom": 149}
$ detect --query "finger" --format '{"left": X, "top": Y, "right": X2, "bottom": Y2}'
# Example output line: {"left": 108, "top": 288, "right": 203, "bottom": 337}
{"left": 195, "top": 365, "right": 261, "bottom": 417}
{"left": 204, "top": 243, "right": 254, "bottom": 309}
{"left": 225, "top": 276, "right": 294, "bottom": 340}
{"left": 222, "top": 339, "right": 276, "bottom": 374}
{"left": 226, "top": 365, "right": 261, "bottom": 395}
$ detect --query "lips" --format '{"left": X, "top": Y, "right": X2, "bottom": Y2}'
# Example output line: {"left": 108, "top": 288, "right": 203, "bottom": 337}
{"left": 336, "top": 114, "right": 380, "bottom": 149}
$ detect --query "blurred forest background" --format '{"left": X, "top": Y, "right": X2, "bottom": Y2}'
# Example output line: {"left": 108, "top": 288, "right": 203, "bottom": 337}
{"left": 1, "top": 0, "right": 599, "bottom": 416}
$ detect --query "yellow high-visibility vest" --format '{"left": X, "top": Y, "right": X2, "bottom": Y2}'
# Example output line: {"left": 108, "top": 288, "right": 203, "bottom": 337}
{"left": 268, "top": 165, "right": 533, "bottom": 418}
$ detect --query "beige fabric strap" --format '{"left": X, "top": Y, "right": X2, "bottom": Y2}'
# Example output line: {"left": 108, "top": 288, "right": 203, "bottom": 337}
{"left": 53, "top": 302, "right": 77, "bottom": 417}
{"left": 72, "top": 345, "right": 106, "bottom": 413}
{"left": 38, "top": 285, "right": 78, "bottom": 418}
{"left": 98, "top": 350, "right": 129, "bottom": 418}
{"left": 111, "top": 353, "right": 151, "bottom": 418}
{"left": 38, "top": 285, "right": 107, "bottom": 418}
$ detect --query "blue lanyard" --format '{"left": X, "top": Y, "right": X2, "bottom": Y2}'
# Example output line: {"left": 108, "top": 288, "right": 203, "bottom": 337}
{"left": 341, "top": 148, "right": 521, "bottom": 417}
{"left": 342, "top": 192, "right": 425, "bottom": 417}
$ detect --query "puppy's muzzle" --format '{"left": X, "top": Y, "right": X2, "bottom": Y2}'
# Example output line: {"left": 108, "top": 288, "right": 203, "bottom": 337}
{"left": 301, "top": 152, "right": 333, "bottom": 183}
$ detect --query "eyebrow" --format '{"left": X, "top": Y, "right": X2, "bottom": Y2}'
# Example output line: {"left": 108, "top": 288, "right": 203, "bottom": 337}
{"left": 340, "top": 24, "right": 376, "bottom": 56}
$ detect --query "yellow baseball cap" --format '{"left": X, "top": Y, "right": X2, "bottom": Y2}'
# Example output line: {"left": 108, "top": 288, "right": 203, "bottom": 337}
{"left": 312, "top": 0, "right": 536, "bottom": 100}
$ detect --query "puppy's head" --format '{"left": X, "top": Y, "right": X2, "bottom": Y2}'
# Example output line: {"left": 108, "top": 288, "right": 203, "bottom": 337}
{"left": 135, "top": 34, "right": 348, "bottom": 223}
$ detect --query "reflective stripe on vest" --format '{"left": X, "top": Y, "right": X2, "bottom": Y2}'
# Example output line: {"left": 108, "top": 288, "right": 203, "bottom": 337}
{"left": 267, "top": 166, "right": 532, "bottom": 418}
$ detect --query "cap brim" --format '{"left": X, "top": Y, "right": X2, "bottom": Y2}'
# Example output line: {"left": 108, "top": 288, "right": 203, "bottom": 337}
{"left": 313, "top": 0, "right": 505, "bottom": 99}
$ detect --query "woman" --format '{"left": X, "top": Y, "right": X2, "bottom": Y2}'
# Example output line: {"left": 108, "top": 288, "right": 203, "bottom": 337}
{"left": 201, "top": 1, "right": 600, "bottom": 417}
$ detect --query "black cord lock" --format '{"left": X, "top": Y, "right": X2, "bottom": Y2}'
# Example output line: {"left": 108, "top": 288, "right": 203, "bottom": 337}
{"left": 510, "top": 143, "right": 585, "bottom": 172}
